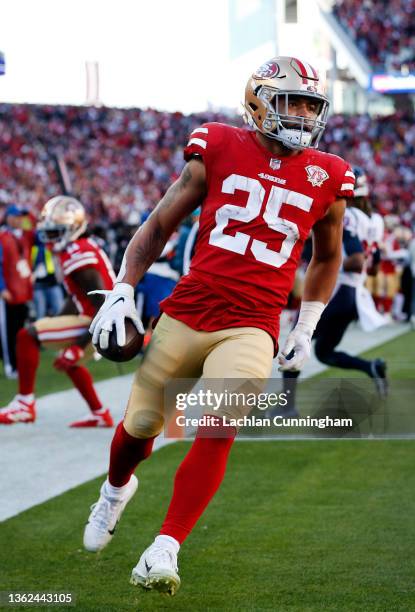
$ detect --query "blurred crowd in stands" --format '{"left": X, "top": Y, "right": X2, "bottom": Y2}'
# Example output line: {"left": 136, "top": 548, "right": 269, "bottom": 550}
{"left": 332, "top": 0, "right": 415, "bottom": 72}
{"left": 1, "top": 101, "right": 415, "bottom": 379}
{"left": 321, "top": 113, "right": 415, "bottom": 225}
{"left": 1, "top": 103, "right": 415, "bottom": 230}
{"left": 0, "top": 104, "right": 230, "bottom": 226}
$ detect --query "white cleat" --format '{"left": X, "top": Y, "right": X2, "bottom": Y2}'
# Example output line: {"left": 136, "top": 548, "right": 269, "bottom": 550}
{"left": 0, "top": 396, "right": 36, "bottom": 424}
{"left": 130, "top": 538, "right": 181, "bottom": 596}
{"left": 83, "top": 475, "right": 138, "bottom": 552}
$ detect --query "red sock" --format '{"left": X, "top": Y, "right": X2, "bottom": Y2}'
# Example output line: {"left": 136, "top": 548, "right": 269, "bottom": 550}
{"left": 17, "top": 329, "right": 40, "bottom": 395}
{"left": 64, "top": 365, "right": 102, "bottom": 412}
{"left": 160, "top": 418, "right": 236, "bottom": 544}
{"left": 108, "top": 422, "right": 155, "bottom": 486}
{"left": 383, "top": 297, "right": 393, "bottom": 313}
{"left": 373, "top": 296, "right": 382, "bottom": 311}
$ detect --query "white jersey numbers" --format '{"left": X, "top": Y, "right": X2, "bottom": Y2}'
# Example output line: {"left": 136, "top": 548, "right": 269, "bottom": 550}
{"left": 209, "top": 173, "right": 313, "bottom": 268}
{"left": 210, "top": 175, "right": 265, "bottom": 255}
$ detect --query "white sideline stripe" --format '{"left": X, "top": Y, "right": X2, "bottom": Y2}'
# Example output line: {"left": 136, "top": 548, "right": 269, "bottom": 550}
{"left": 191, "top": 127, "right": 208, "bottom": 135}
{"left": 188, "top": 137, "right": 207, "bottom": 149}
{"left": 0, "top": 373, "right": 175, "bottom": 522}
{"left": 0, "top": 321, "right": 409, "bottom": 522}
{"left": 340, "top": 182, "right": 354, "bottom": 190}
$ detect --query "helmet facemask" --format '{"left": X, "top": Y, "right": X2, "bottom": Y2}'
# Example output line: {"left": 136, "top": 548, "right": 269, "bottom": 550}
{"left": 38, "top": 220, "right": 87, "bottom": 251}
{"left": 248, "top": 87, "right": 329, "bottom": 150}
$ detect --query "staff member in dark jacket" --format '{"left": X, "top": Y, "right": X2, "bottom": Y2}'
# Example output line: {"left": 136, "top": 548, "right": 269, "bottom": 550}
{"left": 0, "top": 205, "right": 34, "bottom": 378}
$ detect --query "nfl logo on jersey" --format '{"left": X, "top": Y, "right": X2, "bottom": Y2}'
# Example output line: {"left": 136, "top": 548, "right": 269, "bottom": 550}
{"left": 269, "top": 158, "right": 281, "bottom": 170}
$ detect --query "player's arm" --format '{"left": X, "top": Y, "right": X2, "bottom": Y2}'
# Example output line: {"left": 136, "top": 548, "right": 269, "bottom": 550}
{"left": 52, "top": 267, "right": 107, "bottom": 371}
{"left": 58, "top": 296, "right": 79, "bottom": 316}
{"left": 342, "top": 229, "right": 364, "bottom": 273}
{"left": 90, "top": 159, "right": 207, "bottom": 348}
{"left": 303, "top": 199, "right": 345, "bottom": 302}
{"left": 118, "top": 159, "right": 206, "bottom": 286}
{"left": 366, "top": 246, "right": 381, "bottom": 276}
{"left": 64, "top": 267, "right": 106, "bottom": 349}
{"left": 279, "top": 199, "right": 345, "bottom": 371}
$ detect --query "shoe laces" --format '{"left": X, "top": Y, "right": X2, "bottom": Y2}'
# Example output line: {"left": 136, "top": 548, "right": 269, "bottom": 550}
{"left": 89, "top": 497, "right": 119, "bottom": 532}
{"left": 0, "top": 399, "right": 29, "bottom": 414}
{"left": 148, "top": 545, "right": 177, "bottom": 569}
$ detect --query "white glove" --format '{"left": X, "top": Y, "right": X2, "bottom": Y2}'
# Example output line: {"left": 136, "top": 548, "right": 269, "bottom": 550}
{"left": 278, "top": 326, "right": 312, "bottom": 372}
{"left": 89, "top": 283, "right": 145, "bottom": 350}
{"left": 278, "top": 301, "right": 325, "bottom": 371}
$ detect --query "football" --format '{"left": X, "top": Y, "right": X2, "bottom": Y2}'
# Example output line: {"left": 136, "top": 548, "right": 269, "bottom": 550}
{"left": 95, "top": 319, "right": 144, "bottom": 362}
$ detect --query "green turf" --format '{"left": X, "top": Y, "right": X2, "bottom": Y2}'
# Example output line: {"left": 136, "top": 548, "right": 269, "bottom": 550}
{"left": 291, "top": 329, "right": 415, "bottom": 438}
{"left": 1, "top": 331, "right": 415, "bottom": 611}
{"left": 312, "top": 328, "right": 414, "bottom": 380}
{"left": 0, "top": 350, "right": 140, "bottom": 405}
{"left": 1, "top": 441, "right": 414, "bottom": 611}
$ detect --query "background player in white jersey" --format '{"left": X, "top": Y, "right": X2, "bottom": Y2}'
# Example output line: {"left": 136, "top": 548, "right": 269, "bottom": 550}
{"left": 278, "top": 167, "right": 389, "bottom": 418}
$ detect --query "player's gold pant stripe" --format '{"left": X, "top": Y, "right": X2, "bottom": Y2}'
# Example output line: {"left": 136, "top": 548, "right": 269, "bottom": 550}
{"left": 124, "top": 313, "right": 274, "bottom": 438}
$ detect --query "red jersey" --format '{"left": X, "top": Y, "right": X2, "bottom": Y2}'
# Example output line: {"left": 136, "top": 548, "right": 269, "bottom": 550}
{"left": 0, "top": 229, "right": 33, "bottom": 304}
{"left": 57, "top": 237, "right": 115, "bottom": 316}
{"left": 161, "top": 123, "right": 355, "bottom": 346}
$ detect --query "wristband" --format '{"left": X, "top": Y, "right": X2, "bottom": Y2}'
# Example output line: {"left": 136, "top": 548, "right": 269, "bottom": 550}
{"left": 113, "top": 282, "right": 135, "bottom": 299}
{"left": 296, "top": 301, "right": 326, "bottom": 336}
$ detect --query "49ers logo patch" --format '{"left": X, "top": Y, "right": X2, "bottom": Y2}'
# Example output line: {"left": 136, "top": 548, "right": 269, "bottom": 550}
{"left": 254, "top": 61, "right": 279, "bottom": 79}
{"left": 305, "top": 165, "right": 329, "bottom": 187}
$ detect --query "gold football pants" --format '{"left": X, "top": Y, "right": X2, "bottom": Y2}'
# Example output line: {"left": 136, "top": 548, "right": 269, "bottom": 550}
{"left": 34, "top": 315, "right": 95, "bottom": 360}
{"left": 123, "top": 313, "right": 274, "bottom": 438}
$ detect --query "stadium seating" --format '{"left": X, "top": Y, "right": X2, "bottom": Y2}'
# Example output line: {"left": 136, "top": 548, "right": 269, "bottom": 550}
{"left": 0, "top": 104, "right": 232, "bottom": 225}
{"left": 0, "top": 104, "right": 414, "bottom": 230}
{"left": 332, "top": 0, "right": 415, "bottom": 72}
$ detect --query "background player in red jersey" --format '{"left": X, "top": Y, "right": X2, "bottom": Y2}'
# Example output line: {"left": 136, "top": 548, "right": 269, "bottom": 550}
{"left": 0, "top": 205, "right": 34, "bottom": 379}
{"left": 0, "top": 196, "right": 116, "bottom": 427}
{"left": 83, "top": 57, "right": 355, "bottom": 595}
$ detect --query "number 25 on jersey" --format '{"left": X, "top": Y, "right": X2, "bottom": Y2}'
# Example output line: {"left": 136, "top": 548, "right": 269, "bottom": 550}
{"left": 209, "top": 174, "right": 313, "bottom": 268}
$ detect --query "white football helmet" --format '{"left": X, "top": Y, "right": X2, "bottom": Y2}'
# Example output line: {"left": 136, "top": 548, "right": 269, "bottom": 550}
{"left": 37, "top": 195, "right": 87, "bottom": 251}
{"left": 245, "top": 56, "right": 329, "bottom": 150}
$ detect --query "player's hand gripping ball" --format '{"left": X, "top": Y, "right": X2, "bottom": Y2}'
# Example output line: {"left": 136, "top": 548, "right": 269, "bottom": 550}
{"left": 96, "top": 318, "right": 144, "bottom": 362}
{"left": 89, "top": 283, "right": 145, "bottom": 362}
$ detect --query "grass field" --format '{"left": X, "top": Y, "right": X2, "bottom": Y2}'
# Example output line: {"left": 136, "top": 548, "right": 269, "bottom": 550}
{"left": 1, "top": 331, "right": 415, "bottom": 611}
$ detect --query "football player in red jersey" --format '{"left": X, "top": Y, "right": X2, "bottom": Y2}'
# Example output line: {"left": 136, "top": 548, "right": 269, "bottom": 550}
{"left": 83, "top": 57, "right": 355, "bottom": 595}
{"left": 0, "top": 196, "right": 116, "bottom": 428}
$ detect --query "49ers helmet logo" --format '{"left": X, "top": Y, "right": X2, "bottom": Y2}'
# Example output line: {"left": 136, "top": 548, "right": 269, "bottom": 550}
{"left": 254, "top": 61, "right": 280, "bottom": 79}
{"left": 305, "top": 165, "right": 329, "bottom": 187}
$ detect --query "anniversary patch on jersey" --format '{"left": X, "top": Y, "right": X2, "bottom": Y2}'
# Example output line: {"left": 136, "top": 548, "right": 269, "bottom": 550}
{"left": 305, "top": 165, "right": 329, "bottom": 187}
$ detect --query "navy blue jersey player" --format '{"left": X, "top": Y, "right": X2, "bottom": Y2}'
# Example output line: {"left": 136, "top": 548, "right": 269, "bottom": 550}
{"left": 277, "top": 167, "right": 388, "bottom": 417}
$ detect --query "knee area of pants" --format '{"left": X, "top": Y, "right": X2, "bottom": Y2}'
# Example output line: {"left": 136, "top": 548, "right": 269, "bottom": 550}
{"left": 315, "top": 346, "right": 334, "bottom": 366}
{"left": 127, "top": 410, "right": 164, "bottom": 439}
{"left": 314, "top": 342, "right": 328, "bottom": 360}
